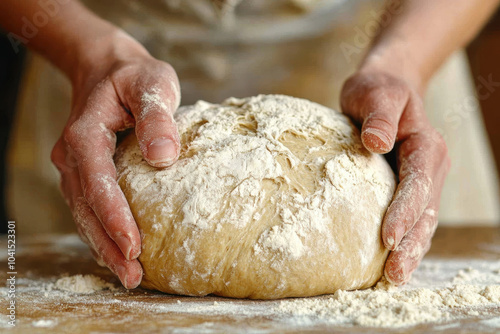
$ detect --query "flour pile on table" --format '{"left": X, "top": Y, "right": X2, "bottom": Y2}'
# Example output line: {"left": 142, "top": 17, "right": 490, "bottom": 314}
{"left": 276, "top": 276, "right": 500, "bottom": 327}
{"left": 31, "top": 319, "right": 56, "bottom": 328}
{"left": 50, "top": 274, "right": 116, "bottom": 294}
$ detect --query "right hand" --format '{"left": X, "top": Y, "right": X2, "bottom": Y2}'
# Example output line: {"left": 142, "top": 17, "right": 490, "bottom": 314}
{"left": 341, "top": 69, "right": 450, "bottom": 285}
{"left": 51, "top": 31, "right": 181, "bottom": 288}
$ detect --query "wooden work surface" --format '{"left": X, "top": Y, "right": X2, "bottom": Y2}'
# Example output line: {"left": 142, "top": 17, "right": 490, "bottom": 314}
{"left": 0, "top": 226, "right": 499, "bottom": 333}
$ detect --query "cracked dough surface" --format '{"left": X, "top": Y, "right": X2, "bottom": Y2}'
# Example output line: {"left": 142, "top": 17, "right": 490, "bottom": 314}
{"left": 115, "top": 95, "right": 396, "bottom": 299}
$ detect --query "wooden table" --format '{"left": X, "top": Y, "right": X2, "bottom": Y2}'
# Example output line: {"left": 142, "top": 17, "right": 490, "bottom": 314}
{"left": 1, "top": 227, "right": 499, "bottom": 333}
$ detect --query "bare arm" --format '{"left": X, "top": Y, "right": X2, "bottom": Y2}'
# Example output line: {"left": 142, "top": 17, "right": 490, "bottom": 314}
{"left": 364, "top": 0, "right": 500, "bottom": 90}
{"left": 0, "top": 0, "right": 120, "bottom": 79}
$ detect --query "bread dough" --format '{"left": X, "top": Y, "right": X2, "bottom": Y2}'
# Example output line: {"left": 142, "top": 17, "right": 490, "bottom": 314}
{"left": 115, "top": 95, "right": 396, "bottom": 299}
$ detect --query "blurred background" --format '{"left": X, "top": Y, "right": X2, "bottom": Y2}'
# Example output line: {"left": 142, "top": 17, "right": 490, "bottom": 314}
{"left": 467, "top": 11, "right": 500, "bottom": 191}
{"left": 0, "top": 1, "right": 499, "bottom": 235}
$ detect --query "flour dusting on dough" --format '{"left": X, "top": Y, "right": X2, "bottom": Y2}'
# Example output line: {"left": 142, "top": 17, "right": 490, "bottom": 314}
{"left": 115, "top": 95, "right": 396, "bottom": 298}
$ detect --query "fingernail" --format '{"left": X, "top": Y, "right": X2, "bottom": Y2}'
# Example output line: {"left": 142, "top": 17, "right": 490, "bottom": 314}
{"left": 129, "top": 246, "right": 141, "bottom": 260}
{"left": 147, "top": 138, "right": 178, "bottom": 167}
{"left": 362, "top": 128, "right": 392, "bottom": 152}
{"left": 128, "top": 268, "right": 143, "bottom": 289}
{"left": 115, "top": 235, "right": 132, "bottom": 260}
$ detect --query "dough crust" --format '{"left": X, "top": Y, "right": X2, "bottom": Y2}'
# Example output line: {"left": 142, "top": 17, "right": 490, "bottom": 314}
{"left": 115, "top": 95, "right": 396, "bottom": 299}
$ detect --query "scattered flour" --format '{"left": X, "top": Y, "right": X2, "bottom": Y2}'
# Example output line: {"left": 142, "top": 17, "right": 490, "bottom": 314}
{"left": 481, "top": 316, "right": 500, "bottom": 328}
{"left": 1, "top": 259, "right": 498, "bottom": 331}
{"left": 52, "top": 274, "right": 116, "bottom": 294}
{"left": 32, "top": 319, "right": 56, "bottom": 327}
{"left": 115, "top": 94, "right": 396, "bottom": 298}
{"left": 140, "top": 86, "right": 170, "bottom": 119}
{"left": 275, "top": 278, "right": 500, "bottom": 328}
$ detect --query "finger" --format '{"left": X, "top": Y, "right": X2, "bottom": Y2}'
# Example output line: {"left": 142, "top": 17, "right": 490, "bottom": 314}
{"left": 341, "top": 73, "right": 409, "bottom": 154}
{"left": 73, "top": 197, "right": 143, "bottom": 289}
{"left": 123, "top": 65, "right": 181, "bottom": 167}
{"left": 381, "top": 97, "right": 449, "bottom": 250}
{"left": 65, "top": 82, "right": 141, "bottom": 261}
{"left": 385, "top": 143, "right": 450, "bottom": 285}
{"left": 52, "top": 141, "right": 93, "bottom": 249}
{"left": 384, "top": 207, "right": 438, "bottom": 285}
{"left": 54, "top": 142, "right": 142, "bottom": 288}
{"left": 381, "top": 157, "right": 433, "bottom": 251}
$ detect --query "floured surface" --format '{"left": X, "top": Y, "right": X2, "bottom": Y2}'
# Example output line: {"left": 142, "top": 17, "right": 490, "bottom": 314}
{"left": 0, "top": 228, "right": 499, "bottom": 333}
{"left": 50, "top": 274, "right": 117, "bottom": 294}
{"left": 115, "top": 94, "right": 396, "bottom": 299}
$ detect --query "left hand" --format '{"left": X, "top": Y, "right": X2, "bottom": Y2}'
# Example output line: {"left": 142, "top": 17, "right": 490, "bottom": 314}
{"left": 50, "top": 31, "right": 181, "bottom": 289}
{"left": 341, "top": 69, "right": 451, "bottom": 285}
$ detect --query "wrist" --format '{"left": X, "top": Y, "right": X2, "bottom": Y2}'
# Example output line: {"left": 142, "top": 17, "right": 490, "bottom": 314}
{"left": 68, "top": 28, "right": 151, "bottom": 87}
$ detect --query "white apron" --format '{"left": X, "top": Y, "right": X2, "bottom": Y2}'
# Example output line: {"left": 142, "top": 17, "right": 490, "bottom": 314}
{"left": 7, "top": 0, "right": 499, "bottom": 235}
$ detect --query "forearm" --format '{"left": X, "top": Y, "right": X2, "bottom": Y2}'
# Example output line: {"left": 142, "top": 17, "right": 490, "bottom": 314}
{"left": 361, "top": 0, "right": 500, "bottom": 92}
{"left": 0, "top": 0, "right": 148, "bottom": 82}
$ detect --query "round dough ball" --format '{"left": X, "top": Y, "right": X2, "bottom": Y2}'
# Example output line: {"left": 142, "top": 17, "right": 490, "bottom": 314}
{"left": 115, "top": 95, "right": 396, "bottom": 299}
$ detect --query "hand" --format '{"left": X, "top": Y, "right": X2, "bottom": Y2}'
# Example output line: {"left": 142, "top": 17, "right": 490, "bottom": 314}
{"left": 341, "top": 69, "right": 450, "bottom": 285}
{"left": 51, "top": 31, "right": 181, "bottom": 288}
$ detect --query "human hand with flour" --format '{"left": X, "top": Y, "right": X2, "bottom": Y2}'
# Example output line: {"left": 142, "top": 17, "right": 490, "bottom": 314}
{"left": 50, "top": 31, "right": 181, "bottom": 289}
{"left": 341, "top": 0, "right": 499, "bottom": 284}
{"left": 2, "top": 0, "right": 499, "bottom": 291}
{"left": 0, "top": 0, "right": 182, "bottom": 288}
{"left": 341, "top": 69, "right": 450, "bottom": 285}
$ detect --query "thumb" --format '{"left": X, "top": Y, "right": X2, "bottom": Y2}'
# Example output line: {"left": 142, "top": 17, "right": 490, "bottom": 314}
{"left": 360, "top": 102, "right": 401, "bottom": 154}
{"left": 341, "top": 74, "right": 409, "bottom": 154}
{"left": 128, "top": 81, "right": 181, "bottom": 168}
